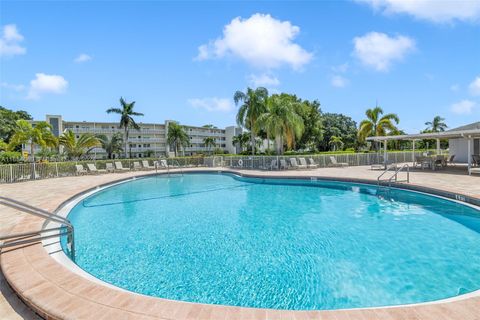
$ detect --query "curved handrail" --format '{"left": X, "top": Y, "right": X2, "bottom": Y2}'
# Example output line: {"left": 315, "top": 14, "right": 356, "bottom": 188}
{"left": 377, "top": 164, "right": 410, "bottom": 187}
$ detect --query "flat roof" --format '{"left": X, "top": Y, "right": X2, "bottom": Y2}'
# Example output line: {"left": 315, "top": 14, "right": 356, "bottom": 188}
{"left": 366, "top": 128, "right": 480, "bottom": 141}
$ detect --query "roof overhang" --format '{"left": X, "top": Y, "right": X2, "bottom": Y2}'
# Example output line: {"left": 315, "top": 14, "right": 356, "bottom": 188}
{"left": 366, "top": 129, "right": 480, "bottom": 141}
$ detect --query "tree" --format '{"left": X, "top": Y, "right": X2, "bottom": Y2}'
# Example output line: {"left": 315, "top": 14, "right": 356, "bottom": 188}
{"left": 319, "top": 113, "right": 357, "bottom": 151}
{"left": 203, "top": 137, "right": 216, "bottom": 154}
{"left": 202, "top": 124, "right": 218, "bottom": 129}
{"left": 425, "top": 116, "right": 447, "bottom": 132}
{"left": 0, "top": 139, "right": 7, "bottom": 151}
{"left": 358, "top": 106, "right": 399, "bottom": 150}
{"left": 106, "top": 97, "right": 144, "bottom": 158}
{"left": 0, "top": 106, "right": 32, "bottom": 143}
{"left": 232, "top": 133, "right": 250, "bottom": 153}
{"left": 329, "top": 136, "right": 344, "bottom": 151}
{"left": 8, "top": 120, "right": 57, "bottom": 161}
{"left": 256, "top": 95, "right": 304, "bottom": 154}
{"left": 167, "top": 122, "right": 189, "bottom": 157}
{"left": 58, "top": 130, "right": 100, "bottom": 160}
{"left": 97, "top": 133, "right": 124, "bottom": 159}
{"left": 234, "top": 87, "right": 269, "bottom": 155}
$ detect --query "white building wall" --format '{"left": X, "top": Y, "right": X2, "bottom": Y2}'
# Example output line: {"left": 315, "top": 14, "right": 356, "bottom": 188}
{"left": 449, "top": 138, "right": 473, "bottom": 163}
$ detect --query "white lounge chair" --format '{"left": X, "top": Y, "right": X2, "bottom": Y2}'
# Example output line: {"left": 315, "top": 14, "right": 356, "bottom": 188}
{"left": 298, "top": 158, "right": 310, "bottom": 169}
{"left": 159, "top": 159, "right": 169, "bottom": 169}
{"left": 307, "top": 158, "right": 319, "bottom": 168}
{"left": 132, "top": 161, "right": 142, "bottom": 171}
{"left": 280, "top": 159, "right": 288, "bottom": 170}
{"left": 114, "top": 161, "right": 129, "bottom": 171}
{"left": 328, "top": 156, "right": 348, "bottom": 167}
{"left": 142, "top": 160, "right": 155, "bottom": 169}
{"left": 75, "top": 164, "right": 87, "bottom": 175}
{"left": 87, "top": 163, "right": 106, "bottom": 174}
{"left": 105, "top": 162, "right": 115, "bottom": 172}
{"left": 470, "top": 167, "right": 480, "bottom": 175}
{"left": 269, "top": 159, "right": 278, "bottom": 170}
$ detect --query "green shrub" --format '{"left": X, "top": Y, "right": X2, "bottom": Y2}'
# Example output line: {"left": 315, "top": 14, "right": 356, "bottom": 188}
{"left": 0, "top": 151, "right": 23, "bottom": 164}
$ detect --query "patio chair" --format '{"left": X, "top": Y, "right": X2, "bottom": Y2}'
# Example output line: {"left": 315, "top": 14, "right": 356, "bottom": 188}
{"left": 75, "top": 164, "right": 87, "bottom": 175}
{"left": 279, "top": 159, "right": 288, "bottom": 170}
{"left": 473, "top": 155, "right": 480, "bottom": 167}
{"left": 132, "top": 161, "right": 142, "bottom": 171}
{"left": 446, "top": 155, "right": 456, "bottom": 166}
{"left": 298, "top": 158, "right": 310, "bottom": 169}
{"left": 307, "top": 158, "right": 319, "bottom": 168}
{"left": 328, "top": 156, "right": 348, "bottom": 167}
{"left": 114, "top": 161, "right": 129, "bottom": 171}
{"left": 159, "top": 159, "right": 169, "bottom": 169}
{"left": 105, "top": 162, "right": 115, "bottom": 172}
{"left": 269, "top": 159, "right": 278, "bottom": 170}
{"left": 87, "top": 163, "right": 106, "bottom": 174}
{"left": 470, "top": 167, "right": 480, "bottom": 175}
{"left": 142, "top": 160, "right": 155, "bottom": 169}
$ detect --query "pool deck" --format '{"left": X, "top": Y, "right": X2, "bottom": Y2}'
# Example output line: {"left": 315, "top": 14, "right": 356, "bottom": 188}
{"left": 1, "top": 166, "right": 480, "bottom": 320}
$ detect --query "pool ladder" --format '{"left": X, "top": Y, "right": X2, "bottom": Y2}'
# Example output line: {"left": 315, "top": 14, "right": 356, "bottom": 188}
{"left": 377, "top": 163, "right": 410, "bottom": 188}
{"left": 0, "top": 196, "right": 75, "bottom": 262}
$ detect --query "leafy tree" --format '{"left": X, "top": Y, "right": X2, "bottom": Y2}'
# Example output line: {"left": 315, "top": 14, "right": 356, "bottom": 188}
{"left": 59, "top": 130, "right": 100, "bottom": 160}
{"left": 97, "top": 133, "right": 124, "bottom": 159}
{"left": 256, "top": 94, "right": 304, "bottom": 154}
{"left": 234, "top": 87, "right": 269, "bottom": 155}
{"left": 319, "top": 113, "right": 357, "bottom": 151}
{"left": 203, "top": 136, "right": 216, "bottom": 154}
{"left": 329, "top": 136, "right": 344, "bottom": 151}
{"left": 425, "top": 116, "right": 447, "bottom": 132}
{"left": 8, "top": 120, "right": 57, "bottom": 161}
{"left": 202, "top": 124, "right": 218, "bottom": 129}
{"left": 106, "top": 97, "right": 144, "bottom": 158}
{"left": 295, "top": 99, "right": 323, "bottom": 151}
{"left": 0, "top": 139, "right": 7, "bottom": 152}
{"left": 358, "top": 107, "right": 399, "bottom": 150}
{"left": 167, "top": 122, "right": 189, "bottom": 157}
{"left": 0, "top": 106, "right": 33, "bottom": 143}
{"left": 232, "top": 133, "right": 250, "bottom": 153}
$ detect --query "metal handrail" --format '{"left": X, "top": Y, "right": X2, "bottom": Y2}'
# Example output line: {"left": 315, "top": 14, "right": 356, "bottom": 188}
{"left": 377, "top": 164, "right": 410, "bottom": 187}
{"left": 0, "top": 196, "right": 75, "bottom": 261}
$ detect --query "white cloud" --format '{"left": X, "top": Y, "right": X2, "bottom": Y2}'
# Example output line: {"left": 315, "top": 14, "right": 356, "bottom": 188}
{"left": 469, "top": 76, "right": 480, "bottom": 96}
{"left": 356, "top": 0, "right": 480, "bottom": 23}
{"left": 27, "top": 73, "right": 68, "bottom": 100}
{"left": 188, "top": 97, "right": 233, "bottom": 112}
{"left": 331, "top": 63, "right": 349, "bottom": 73}
{"left": 1, "top": 81, "right": 25, "bottom": 92}
{"left": 74, "top": 53, "right": 92, "bottom": 63}
{"left": 248, "top": 73, "right": 280, "bottom": 87}
{"left": 0, "top": 24, "right": 26, "bottom": 57}
{"left": 353, "top": 32, "right": 415, "bottom": 71}
{"left": 196, "top": 13, "right": 312, "bottom": 70}
{"left": 450, "top": 99, "right": 476, "bottom": 115}
{"left": 331, "top": 75, "right": 349, "bottom": 88}
{"left": 450, "top": 84, "right": 460, "bottom": 92}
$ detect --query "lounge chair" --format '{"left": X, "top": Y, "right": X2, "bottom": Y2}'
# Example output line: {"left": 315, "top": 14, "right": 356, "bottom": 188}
{"left": 307, "top": 158, "right": 319, "bottom": 168}
{"left": 75, "top": 164, "right": 87, "bottom": 175}
{"left": 328, "top": 156, "right": 348, "bottom": 167}
{"left": 105, "top": 162, "right": 115, "bottom": 172}
{"left": 269, "top": 159, "right": 278, "bottom": 170}
{"left": 87, "top": 163, "right": 107, "bottom": 174}
{"left": 473, "top": 155, "right": 480, "bottom": 167}
{"left": 446, "top": 155, "right": 456, "bottom": 166}
{"left": 470, "top": 167, "right": 480, "bottom": 175}
{"left": 132, "top": 161, "right": 142, "bottom": 171}
{"left": 114, "top": 161, "right": 129, "bottom": 171}
{"left": 159, "top": 159, "right": 169, "bottom": 169}
{"left": 298, "top": 158, "right": 309, "bottom": 169}
{"left": 280, "top": 159, "right": 288, "bottom": 170}
{"left": 142, "top": 160, "right": 155, "bottom": 169}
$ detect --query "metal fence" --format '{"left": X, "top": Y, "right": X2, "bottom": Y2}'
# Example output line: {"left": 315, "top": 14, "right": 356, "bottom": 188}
{"left": 0, "top": 151, "right": 433, "bottom": 184}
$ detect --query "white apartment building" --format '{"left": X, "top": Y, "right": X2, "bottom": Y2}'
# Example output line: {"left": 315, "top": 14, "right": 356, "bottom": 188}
{"left": 26, "top": 115, "right": 242, "bottom": 158}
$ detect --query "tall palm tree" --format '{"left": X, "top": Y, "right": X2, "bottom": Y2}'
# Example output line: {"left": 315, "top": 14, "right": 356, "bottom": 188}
{"left": 329, "top": 136, "right": 344, "bottom": 151}
{"left": 8, "top": 120, "right": 58, "bottom": 161}
{"left": 425, "top": 116, "right": 447, "bottom": 132}
{"left": 59, "top": 130, "right": 100, "bottom": 160}
{"left": 167, "top": 122, "right": 189, "bottom": 157}
{"left": 256, "top": 95, "right": 304, "bottom": 154}
{"left": 97, "top": 133, "right": 124, "bottom": 159}
{"left": 358, "top": 106, "right": 399, "bottom": 150}
{"left": 234, "top": 87, "right": 269, "bottom": 155}
{"left": 106, "top": 97, "right": 144, "bottom": 158}
{"left": 203, "top": 136, "right": 216, "bottom": 154}
{"left": 232, "top": 133, "right": 250, "bottom": 153}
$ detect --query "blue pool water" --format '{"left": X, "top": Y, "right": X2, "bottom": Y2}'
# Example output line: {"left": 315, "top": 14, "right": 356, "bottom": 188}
{"left": 64, "top": 173, "right": 480, "bottom": 310}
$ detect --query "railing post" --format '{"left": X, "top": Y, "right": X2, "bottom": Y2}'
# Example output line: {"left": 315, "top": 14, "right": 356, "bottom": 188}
{"left": 55, "top": 162, "right": 59, "bottom": 177}
{"left": 9, "top": 164, "right": 13, "bottom": 183}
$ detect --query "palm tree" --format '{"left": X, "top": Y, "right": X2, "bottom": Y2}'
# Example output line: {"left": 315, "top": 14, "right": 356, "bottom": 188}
{"left": 203, "top": 136, "right": 216, "bottom": 154}
{"left": 329, "top": 136, "right": 344, "bottom": 151}
{"left": 234, "top": 87, "right": 269, "bottom": 155}
{"left": 8, "top": 120, "right": 57, "bottom": 161}
{"left": 0, "top": 139, "right": 7, "bottom": 152}
{"left": 106, "top": 97, "right": 144, "bottom": 158}
{"left": 256, "top": 95, "right": 304, "bottom": 154}
{"left": 425, "top": 116, "right": 447, "bottom": 132}
{"left": 59, "top": 130, "right": 101, "bottom": 160}
{"left": 97, "top": 133, "right": 124, "bottom": 159}
{"left": 167, "top": 122, "right": 189, "bottom": 157}
{"left": 232, "top": 133, "right": 250, "bottom": 153}
{"left": 358, "top": 106, "right": 399, "bottom": 150}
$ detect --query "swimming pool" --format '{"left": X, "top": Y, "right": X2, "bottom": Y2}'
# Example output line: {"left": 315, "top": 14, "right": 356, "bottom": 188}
{"left": 63, "top": 172, "right": 480, "bottom": 310}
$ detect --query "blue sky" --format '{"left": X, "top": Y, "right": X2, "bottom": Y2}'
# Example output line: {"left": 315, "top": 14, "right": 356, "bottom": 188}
{"left": 1, "top": 0, "right": 479, "bottom": 132}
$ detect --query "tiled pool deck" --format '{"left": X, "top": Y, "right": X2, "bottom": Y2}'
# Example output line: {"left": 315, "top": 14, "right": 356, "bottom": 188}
{"left": 1, "top": 166, "right": 480, "bottom": 320}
